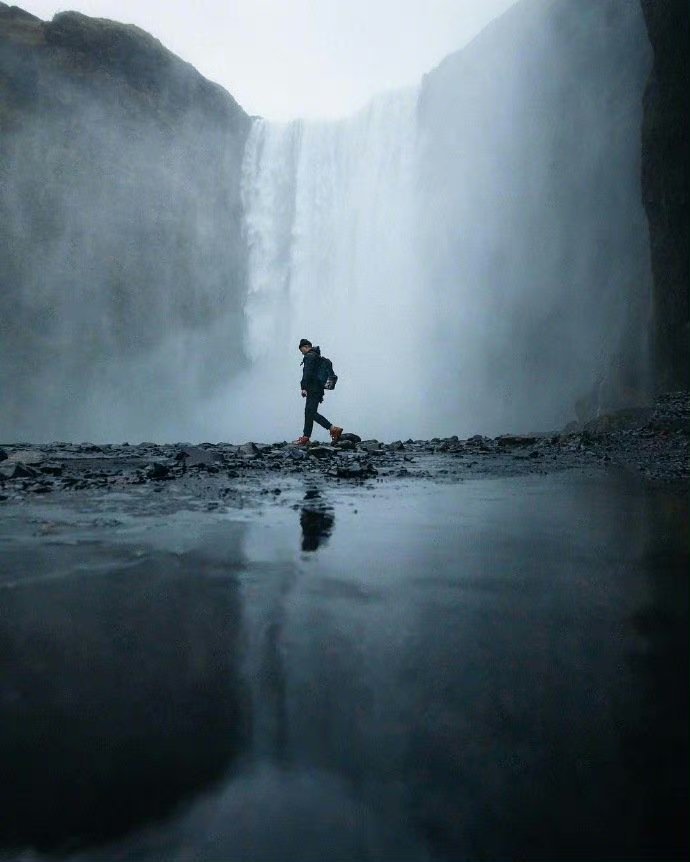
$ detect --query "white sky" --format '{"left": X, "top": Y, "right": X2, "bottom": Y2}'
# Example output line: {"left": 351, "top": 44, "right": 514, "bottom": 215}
{"left": 19, "top": 0, "right": 517, "bottom": 119}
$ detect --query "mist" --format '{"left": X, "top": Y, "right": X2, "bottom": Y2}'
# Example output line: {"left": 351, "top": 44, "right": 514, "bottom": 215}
{"left": 0, "top": 0, "right": 653, "bottom": 443}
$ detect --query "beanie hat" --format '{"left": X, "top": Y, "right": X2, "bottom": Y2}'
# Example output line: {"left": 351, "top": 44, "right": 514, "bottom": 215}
{"left": 299, "top": 338, "right": 312, "bottom": 348}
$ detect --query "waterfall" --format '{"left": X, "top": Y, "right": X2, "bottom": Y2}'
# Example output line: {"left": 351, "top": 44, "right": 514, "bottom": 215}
{"left": 240, "top": 88, "right": 427, "bottom": 441}
{"left": 237, "top": 0, "right": 652, "bottom": 442}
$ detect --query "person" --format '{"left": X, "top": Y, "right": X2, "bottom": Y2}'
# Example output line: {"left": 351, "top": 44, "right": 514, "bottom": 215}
{"left": 295, "top": 338, "right": 343, "bottom": 445}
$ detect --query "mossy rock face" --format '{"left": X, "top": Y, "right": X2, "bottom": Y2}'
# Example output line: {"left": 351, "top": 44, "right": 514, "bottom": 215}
{"left": 0, "top": 3, "right": 252, "bottom": 438}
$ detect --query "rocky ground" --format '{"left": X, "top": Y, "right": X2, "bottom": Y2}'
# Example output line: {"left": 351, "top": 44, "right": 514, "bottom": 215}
{"left": 1, "top": 393, "right": 688, "bottom": 506}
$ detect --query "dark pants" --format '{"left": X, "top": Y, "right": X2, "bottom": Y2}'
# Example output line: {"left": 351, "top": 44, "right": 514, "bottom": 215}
{"left": 304, "top": 391, "right": 331, "bottom": 437}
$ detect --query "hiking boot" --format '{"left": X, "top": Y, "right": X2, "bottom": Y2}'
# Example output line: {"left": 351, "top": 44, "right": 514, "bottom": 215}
{"left": 294, "top": 436, "right": 310, "bottom": 446}
{"left": 329, "top": 426, "right": 343, "bottom": 444}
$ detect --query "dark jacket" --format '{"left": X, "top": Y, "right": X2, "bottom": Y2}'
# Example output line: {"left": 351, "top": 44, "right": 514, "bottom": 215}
{"left": 300, "top": 346, "right": 323, "bottom": 392}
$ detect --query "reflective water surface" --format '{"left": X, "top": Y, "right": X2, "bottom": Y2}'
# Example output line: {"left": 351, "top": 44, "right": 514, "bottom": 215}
{"left": 0, "top": 472, "right": 687, "bottom": 860}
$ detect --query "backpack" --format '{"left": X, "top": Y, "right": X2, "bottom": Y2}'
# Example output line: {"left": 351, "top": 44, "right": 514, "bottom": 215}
{"left": 316, "top": 355, "right": 338, "bottom": 390}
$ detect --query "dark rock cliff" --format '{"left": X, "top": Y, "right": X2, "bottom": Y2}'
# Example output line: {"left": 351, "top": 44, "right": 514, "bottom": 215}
{"left": 640, "top": 0, "right": 689, "bottom": 392}
{"left": 0, "top": 4, "right": 251, "bottom": 439}
{"left": 417, "top": 0, "right": 654, "bottom": 432}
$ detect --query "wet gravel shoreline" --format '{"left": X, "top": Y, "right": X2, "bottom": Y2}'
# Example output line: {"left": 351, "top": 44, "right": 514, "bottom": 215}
{"left": 1, "top": 392, "right": 688, "bottom": 505}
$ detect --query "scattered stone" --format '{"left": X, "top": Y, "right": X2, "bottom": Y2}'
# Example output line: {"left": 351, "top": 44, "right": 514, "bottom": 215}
{"left": 330, "top": 460, "right": 377, "bottom": 480}
{"left": 387, "top": 440, "right": 405, "bottom": 451}
{"left": 308, "top": 446, "right": 336, "bottom": 459}
{"left": 0, "top": 448, "right": 7, "bottom": 462}
{"left": 334, "top": 440, "right": 356, "bottom": 451}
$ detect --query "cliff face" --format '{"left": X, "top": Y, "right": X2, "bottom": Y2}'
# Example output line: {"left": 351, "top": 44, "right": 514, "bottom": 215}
{"left": 640, "top": 0, "right": 689, "bottom": 392}
{"left": 417, "top": 0, "right": 654, "bottom": 431}
{"left": 0, "top": 4, "right": 251, "bottom": 440}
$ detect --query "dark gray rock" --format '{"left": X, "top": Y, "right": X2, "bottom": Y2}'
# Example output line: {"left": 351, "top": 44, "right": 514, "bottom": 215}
{"left": 308, "top": 446, "right": 336, "bottom": 459}
{"left": 339, "top": 433, "right": 362, "bottom": 444}
{"left": 284, "top": 448, "right": 307, "bottom": 461}
{"left": 176, "top": 446, "right": 223, "bottom": 467}
{"left": 333, "top": 440, "right": 356, "bottom": 451}
{"left": 238, "top": 442, "right": 260, "bottom": 458}
{"left": 330, "top": 460, "right": 377, "bottom": 480}
{"left": 495, "top": 435, "right": 535, "bottom": 448}
{"left": 583, "top": 407, "right": 653, "bottom": 436}
{"left": 145, "top": 462, "right": 170, "bottom": 480}
{"left": 39, "top": 463, "right": 64, "bottom": 476}
{"left": 0, "top": 448, "right": 7, "bottom": 462}
{"left": 0, "top": 462, "right": 39, "bottom": 479}
{"left": 641, "top": 0, "right": 689, "bottom": 392}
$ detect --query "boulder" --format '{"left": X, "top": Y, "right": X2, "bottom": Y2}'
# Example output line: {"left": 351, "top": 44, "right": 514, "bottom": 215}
{"left": 339, "top": 433, "right": 362, "bottom": 444}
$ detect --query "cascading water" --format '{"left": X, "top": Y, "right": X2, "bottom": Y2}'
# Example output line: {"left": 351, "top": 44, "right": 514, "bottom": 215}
{"left": 237, "top": 0, "right": 652, "bottom": 443}
{"left": 0, "top": 0, "right": 652, "bottom": 443}
{"left": 239, "top": 88, "right": 427, "bottom": 441}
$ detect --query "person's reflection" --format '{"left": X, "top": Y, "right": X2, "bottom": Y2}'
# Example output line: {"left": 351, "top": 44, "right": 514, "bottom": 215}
{"left": 300, "top": 489, "right": 335, "bottom": 551}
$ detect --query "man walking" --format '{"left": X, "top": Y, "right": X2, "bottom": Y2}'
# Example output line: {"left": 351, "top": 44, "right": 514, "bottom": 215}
{"left": 295, "top": 339, "right": 343, "bottom": 445}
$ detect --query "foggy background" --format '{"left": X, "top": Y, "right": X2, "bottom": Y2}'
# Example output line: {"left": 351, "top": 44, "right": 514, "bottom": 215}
{"left": 0, "top": 0, "right": 653, "bottom": 442}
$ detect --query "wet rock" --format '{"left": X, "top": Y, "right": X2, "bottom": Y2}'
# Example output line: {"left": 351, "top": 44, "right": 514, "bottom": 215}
{"left": 387, "top": 440, "right": 405, "bottom": 451}
{"left": 39, "top": 463, "right": 64, "bottom": 476}
{"left": 29, "top": 483, "right": 53, "bottom": 494}
{"left": 145, "top": 462, "right": 170, "bottom": 480}
{"left": 339, "top": 433, "right": 362, "bottom": 444}
{"left": 308, "top": 446, "right": 336, "bottom": 459}
{"left": 358, "top": 440, "right": 383, "bottom": 454}
{"left": 0, "top": 449, "right": 7, "bottom": 462}
{"left": 284, "top": 448, "right": 307, "bottom": 461}
{"left": 175, "top": 446, "right": 223, "bottom": 467}
{"left": 495, "top": 435, "right": 535, "bottom": 447}
{"left": 334, "top": 440, "right": 356, "bottom": 451}
{"left": 583, "top": 407, "right": 653, "bottom": 436}
{"left": 238, "top": 442, "right": 260, "bottom": 458}
{"left": 330, "top": 460, "right": 377, "bottom": 480}
{"left": 0, "top": 462, "right": 40, "bottom": 480}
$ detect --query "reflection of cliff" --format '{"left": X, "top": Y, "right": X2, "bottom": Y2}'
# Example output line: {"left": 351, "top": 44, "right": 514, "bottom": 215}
{"left": 0, "top": 556, "right": 249, "bottom": 853}
{"left": 0, "top": 4, "right": 250, "bottom": 439}
{"left": 640, "top": 0, "right": 689, "bottom": 392}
